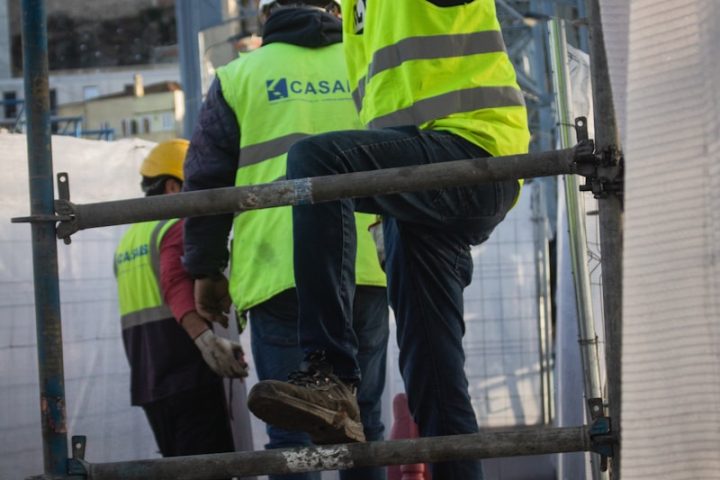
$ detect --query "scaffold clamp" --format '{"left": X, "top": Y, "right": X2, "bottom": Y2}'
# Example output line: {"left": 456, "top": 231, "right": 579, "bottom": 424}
{"left": 573, "top": 116, "right": 624, "bottom": 200}
{"left": 587, "top": 397, "right": 617, "bottom": 471}
{"left": 10, "top": 172, "right": 78, "bottom": 244}
{"left": 66, "top": 435, "right": 88, "bottom": 477}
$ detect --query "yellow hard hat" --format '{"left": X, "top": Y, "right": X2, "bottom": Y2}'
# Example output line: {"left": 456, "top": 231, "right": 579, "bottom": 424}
{"left": 140, "top": 139, "right": 189, "bottom": 181}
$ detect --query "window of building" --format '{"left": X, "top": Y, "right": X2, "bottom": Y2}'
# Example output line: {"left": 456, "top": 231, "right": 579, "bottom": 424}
{"left": 3, "top": 91, "right": 17, "bottom": 120}
{"left": 142, "top": 117, "right": 151, "bottom": 134}
{"left": 49, "top": 89, "right": 58, "bottom": 115}
{"left": 162, "top": 112, "right": 174, "bottom": 131}
{"left": 83, "top": 86, "right": 100, "bottom": 100}
{"left": 130, "top": 119, "right": 138, "bottom": 135}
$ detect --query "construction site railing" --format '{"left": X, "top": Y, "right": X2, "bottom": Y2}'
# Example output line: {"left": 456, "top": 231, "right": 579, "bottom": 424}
{"left": 30, "top": 146, "right": 599, "bottom": 241}
{"left": 33, "top": 425, "right": 612, "bottom": 480}
{"left": 14, "top": 0, "right": 623, "bottom": 477}
{"left": 19, "top": 0, "right": 69, "bottom": 477}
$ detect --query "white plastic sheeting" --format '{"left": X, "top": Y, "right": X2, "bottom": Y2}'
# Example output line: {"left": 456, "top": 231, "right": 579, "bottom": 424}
{"left": 0, "top": 133, "right": 255, "bottom": 480}
{"left": 1, "top": 132, "right": 552, "bottom": 479}
{"left": 620, "top": 1, "right": 720, "bottom": 478}
{"left": 0, "top": 133, "right": 158, "bottom": 479}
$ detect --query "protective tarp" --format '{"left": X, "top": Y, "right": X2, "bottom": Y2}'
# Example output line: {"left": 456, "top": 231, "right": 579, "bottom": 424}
{"left": 621, "top": 1, "right": 720, "bottom": 478}
{"left": 0, "top": 133, "right": 159, "bottom": 479}
{"left": 0, "top": 133, "right": 255, "bottom": 480}
{"left": 1, "top": 132, "right": 553, "bottom": 479}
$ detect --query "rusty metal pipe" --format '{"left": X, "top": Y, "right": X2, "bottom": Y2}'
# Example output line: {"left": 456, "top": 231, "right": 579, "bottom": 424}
{"left": 87, "top": 427, "right": 592, "bottom": 480}
{"left": 53, "top": 148, "right": 579, "bottom": 240}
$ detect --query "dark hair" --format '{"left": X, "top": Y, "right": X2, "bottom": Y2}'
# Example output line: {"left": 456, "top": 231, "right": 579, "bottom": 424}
{"left": 141, "top": 175, "right": 182, "bottom": 197}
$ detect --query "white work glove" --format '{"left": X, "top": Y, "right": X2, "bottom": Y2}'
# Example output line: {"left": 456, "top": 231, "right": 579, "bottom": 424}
{"left": 194, "top": 329, "right": 249, "bottom": 379}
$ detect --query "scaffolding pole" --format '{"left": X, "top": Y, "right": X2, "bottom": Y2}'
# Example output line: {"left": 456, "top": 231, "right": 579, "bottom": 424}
{"left": 41, "top": 147, "right": 589, "bottom": 240}
{"left": 548, "top": 17, "right": 606, "bottom": 480}
{"left": 586, "top": 0, "right": 624, "bottom": 477}
{"left": 54, "top": 426, "right": 605, "bottom": 480}
{"left": 20, "top": 0, "right": 69, "bottom": 475}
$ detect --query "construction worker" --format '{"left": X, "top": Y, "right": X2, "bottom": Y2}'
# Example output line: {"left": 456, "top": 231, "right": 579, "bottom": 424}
{"left": 247, "top": 1, "right": 530, "bottom": 479}
{"left": 181, "top": 2, "right": 388, "bottom": 480}
{"left": 114, "top": 139, "right": 248, "bottom": 458}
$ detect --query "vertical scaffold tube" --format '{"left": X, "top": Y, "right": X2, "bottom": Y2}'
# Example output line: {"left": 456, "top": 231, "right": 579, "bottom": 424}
{"left": 21, "top": 0, "right": 69, "bottom": 474}
{"left": 585, "top": 0, "right": 623, "bottom": 477}
{"left": 548, "top": 18, "right": 606, "bottom": 480}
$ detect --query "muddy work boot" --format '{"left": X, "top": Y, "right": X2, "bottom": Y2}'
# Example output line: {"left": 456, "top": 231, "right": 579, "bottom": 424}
{"left": 248, "top": 355, "right": 365, "bottom": 444}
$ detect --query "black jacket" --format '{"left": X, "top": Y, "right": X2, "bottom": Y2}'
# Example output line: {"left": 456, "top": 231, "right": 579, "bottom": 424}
{"left": 182, "top": 8, "right": 342, "bottom": 276}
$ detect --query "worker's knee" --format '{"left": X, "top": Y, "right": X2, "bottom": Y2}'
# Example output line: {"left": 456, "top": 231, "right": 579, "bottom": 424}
{"left": 287, "top": 134, "right": 344, "bottom": 179}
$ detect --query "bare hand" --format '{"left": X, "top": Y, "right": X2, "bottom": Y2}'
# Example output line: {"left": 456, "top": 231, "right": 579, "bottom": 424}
{"left": 194, "top": 275, "right": 232, "bottom": 328}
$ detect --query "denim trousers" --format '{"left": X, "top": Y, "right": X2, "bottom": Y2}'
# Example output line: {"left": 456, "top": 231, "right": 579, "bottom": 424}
{"left": 287, "top": 126, "right": 519, "bottom": 480}
{"left": 250, "top": 287, "right": 389, "bottom": 480}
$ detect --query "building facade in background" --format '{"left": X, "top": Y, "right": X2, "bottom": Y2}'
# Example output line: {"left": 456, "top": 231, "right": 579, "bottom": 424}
{"left": 0, "top": 0, "right": 181, "bottom": 137}
{"left": 57, "top": 76, "right": 184, "bottom": 142}
{"left": 6, "top": 0, "right": 177, "bottom": 74}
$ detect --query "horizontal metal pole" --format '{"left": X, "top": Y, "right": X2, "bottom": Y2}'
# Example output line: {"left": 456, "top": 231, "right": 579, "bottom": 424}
{"left": 87, "top": 426, "right": 592, "bottom": 480}
{"left": 53, "top": 148, "right": 578, "bottom": 238}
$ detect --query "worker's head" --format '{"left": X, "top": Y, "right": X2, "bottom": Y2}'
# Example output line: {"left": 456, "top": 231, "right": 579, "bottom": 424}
{"left": 139, "top": 139, "right": 189, "bottom": 197}
{"left": 259, "top": 0, "right": 341, "bottom": 22}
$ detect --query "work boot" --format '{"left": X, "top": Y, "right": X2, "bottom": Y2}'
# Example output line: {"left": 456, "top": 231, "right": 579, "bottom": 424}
{"left": 247, "top": 353, "right": 365, "bottom": 444}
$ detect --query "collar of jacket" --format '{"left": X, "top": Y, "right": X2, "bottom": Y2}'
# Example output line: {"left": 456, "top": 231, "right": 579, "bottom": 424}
{"left": 262, "top": 7, "right": 342, "bottom": 48}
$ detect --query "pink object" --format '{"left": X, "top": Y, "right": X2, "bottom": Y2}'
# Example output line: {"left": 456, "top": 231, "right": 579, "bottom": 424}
{"left": 388, "top": 393, "right": 431, "bottom": 480}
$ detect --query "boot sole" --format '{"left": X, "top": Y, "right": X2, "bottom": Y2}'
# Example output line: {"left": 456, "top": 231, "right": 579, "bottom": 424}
{"left": 248, "top": 382, "right": 366, "bottom": 445}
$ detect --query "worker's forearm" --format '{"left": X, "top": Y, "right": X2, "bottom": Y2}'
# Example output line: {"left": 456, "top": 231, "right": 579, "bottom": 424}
{"left": 180, "top": 311, "right": 211, "bottom": 340}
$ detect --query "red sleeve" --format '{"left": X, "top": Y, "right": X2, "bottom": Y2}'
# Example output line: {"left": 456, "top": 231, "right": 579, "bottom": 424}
{"left": 159, "top": 220, "right": 196, "bottom": 322}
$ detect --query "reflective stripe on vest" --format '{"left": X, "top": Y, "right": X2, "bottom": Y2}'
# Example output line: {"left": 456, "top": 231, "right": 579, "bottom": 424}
{"left": 115, "top": 219, "right": 178, "bottom": 330}
{"left": 342, "top": 0, "right": 530, "bottom": 158}
{"left": 352, "top": 31, "right": 509, "bottom": 110}
{"left": 217, "top": 41, "right": 386, "bottom": 312}
{"left": 239, "top": 133, "right": 311, "bottom": 168}
{"left": 121, "top": 305, "right": 173, "bottom": 330}
{"left": 368, "top": 86, "right": 526, "bottom": 130}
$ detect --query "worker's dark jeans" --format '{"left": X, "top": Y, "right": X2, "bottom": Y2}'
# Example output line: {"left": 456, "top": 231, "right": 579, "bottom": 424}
{"left": 142, "top": 382, "right": 234, "bottom": 457}
{"left": 287, "top": 126, "right": 519, "bottom": 480}
{"left": 250, "top": 287, "right": 389, "bottom": 480}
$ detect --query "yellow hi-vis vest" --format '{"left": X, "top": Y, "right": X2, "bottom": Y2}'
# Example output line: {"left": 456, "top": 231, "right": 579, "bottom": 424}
{"left": 114, "top": 219, "right": 178, "bottom": 329}
{"left": 342, "top": 0, "right": 530, "bottom": 158}
{"left": 216, "top": 41, "right": 386, "bottom": 313}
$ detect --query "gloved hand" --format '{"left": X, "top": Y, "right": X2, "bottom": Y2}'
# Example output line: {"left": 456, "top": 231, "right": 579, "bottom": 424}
{"left": 194, "top": 274, "right": 232, "bottom": 327}
{"left": 194, "top": 329, "right": 249, "bottom": 378}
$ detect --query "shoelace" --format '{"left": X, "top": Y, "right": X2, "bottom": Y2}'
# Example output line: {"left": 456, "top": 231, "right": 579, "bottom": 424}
{"left": 288, "top": 368, "right": 342, "bottom": 389}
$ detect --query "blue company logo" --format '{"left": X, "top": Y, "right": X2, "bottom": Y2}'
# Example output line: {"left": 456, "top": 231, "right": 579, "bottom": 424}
{"left": 266, "top": 77, "right": 352, "bottom": 102}
{"left": 115, "top": 243, "right": 149, "bottom": 265}
{"left": 266, "top": 78, "right": 289, "bottom": 101}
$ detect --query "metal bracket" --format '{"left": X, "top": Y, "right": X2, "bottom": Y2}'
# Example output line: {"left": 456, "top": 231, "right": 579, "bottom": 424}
{"left": 25, "top": 436, "right": 88, "bottom": 479}
{"left": 66, "top": 435, "right": 88, "bottom": 477}
{"left": 55, "top": 172, "right": 79, "bottom": 245}
{"left": 587, "top": 397, "right": 617, "bottom": 472}
{"left": 573, "top": 116, "right": 624, "bottom": 200}
{"left": 11, "top": 172, "right": 78, "bottom": 245}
